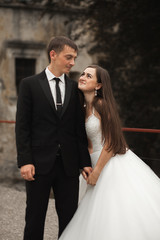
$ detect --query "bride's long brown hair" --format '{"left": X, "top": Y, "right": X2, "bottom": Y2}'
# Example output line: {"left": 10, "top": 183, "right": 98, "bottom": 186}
{"left": 79, "top": 65, "right": 128, "bottom": 155}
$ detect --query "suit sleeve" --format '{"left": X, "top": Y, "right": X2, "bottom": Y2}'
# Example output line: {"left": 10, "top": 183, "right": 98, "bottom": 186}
{"left": 15, "top": 79, "right": 33, "bottom": 168}
{"left": 75, "top": 85, "right": 91, "bottom": 169}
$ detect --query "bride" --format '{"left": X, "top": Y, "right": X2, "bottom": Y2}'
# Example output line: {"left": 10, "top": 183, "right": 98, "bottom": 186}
{"left": 59, "top": 65, "right": 160, "bottom": 240}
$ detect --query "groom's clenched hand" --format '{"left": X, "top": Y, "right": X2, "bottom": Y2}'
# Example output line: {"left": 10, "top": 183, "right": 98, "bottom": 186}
{"left": 20, "top": 164, "right": 35, "bottom": 181}
{"left": 82, "top": 167, "right": 93, "bottom": 181}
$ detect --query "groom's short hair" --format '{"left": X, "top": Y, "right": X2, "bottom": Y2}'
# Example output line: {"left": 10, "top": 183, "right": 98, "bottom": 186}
{"left": 47, "top": 36, "right": 78, "bottom": 62}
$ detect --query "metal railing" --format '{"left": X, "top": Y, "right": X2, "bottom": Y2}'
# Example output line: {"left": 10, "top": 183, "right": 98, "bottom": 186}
{"left": 1, "top": 119, "right": 160, "bottom": 175}
{"left": 1, "top": 120, "right": 160, "bottom": 133}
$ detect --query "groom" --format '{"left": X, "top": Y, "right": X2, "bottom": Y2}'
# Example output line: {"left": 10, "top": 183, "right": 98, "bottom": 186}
{"left": 15, "top": 36, "right": 92, "bottom": 239}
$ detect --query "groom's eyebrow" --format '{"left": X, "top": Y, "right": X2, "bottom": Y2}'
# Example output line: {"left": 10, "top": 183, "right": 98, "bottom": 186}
{"left": 65, "top": 54, "right": 77, "bottom": 59}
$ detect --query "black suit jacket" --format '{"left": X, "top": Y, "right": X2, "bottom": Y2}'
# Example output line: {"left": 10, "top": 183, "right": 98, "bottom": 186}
{"left": 15, "top": 70, "right": 91, "bottom": 176}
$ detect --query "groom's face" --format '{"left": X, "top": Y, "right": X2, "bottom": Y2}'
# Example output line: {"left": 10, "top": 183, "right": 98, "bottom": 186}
{"left": 51, "top": 45, "right": 77, "bottom": 75}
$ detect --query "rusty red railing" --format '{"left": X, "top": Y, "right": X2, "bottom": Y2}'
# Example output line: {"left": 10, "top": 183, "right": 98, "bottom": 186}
{"left": 122, "top": 127, "right": 160, "bottom": 133}
{"left": 0, "top": 120, "right": 160, "bottom": 133}
{"left": 0, "top": 120, "right": 16, "bottom": 124}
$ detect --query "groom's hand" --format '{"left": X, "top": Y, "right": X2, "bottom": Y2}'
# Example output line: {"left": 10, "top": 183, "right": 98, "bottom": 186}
{"left": 20, "top": 164, "right": 35, "bottom": 181}
{"left": 82, "top": 167, "right": 93, "bottom": 181}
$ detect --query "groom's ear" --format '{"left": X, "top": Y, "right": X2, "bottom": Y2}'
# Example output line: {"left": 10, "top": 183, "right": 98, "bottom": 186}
{"left": 50, "top": 50, "right": 57, "bottom": 61}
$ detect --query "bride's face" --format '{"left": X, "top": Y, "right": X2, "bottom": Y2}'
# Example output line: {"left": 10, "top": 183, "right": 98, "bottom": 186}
{"left": 78, "top": 67, "right": 100, "bottom": 93}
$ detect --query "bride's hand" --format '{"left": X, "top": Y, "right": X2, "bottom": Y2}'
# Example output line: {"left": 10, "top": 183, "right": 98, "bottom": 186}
{"left": 87, "top": 168, "right": 101, "bottom": 186}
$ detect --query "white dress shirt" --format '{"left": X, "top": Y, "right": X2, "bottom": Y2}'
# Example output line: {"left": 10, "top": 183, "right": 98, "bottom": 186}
{"left": 45, "top": 67, "right": 65, "bottom": 109}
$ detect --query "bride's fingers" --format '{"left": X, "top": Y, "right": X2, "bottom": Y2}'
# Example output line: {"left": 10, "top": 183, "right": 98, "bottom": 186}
{"left": 87, "top": 175, "right": 97, "bottom": 185}
{"left": 87, "top": 177, "right": 93, "bottom": 185}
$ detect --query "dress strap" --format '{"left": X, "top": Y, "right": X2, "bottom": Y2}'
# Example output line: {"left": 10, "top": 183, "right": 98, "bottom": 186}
{"left": 92, "top": 107, "right": 95, "bottom": 115}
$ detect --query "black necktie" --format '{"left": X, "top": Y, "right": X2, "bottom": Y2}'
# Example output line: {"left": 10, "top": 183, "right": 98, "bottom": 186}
{"left": 54, "top": 77, "right": 62, "bottom": 115}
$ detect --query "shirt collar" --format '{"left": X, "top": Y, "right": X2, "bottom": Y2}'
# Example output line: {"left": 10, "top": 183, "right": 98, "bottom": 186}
{"left": 45, "top": 67, "right": 65, "bottom": 83}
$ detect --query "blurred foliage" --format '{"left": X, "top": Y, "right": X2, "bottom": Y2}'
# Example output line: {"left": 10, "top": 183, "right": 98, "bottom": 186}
{"left": 92, "top": 0, "right": 160, "bottom": 126}
{"left": 86, "top": 0, "right": 160, "bottom": 161}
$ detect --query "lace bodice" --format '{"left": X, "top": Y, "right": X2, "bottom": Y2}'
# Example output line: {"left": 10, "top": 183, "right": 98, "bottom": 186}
{"left": 85, "top": 111, "right": 104, "bottom": 153}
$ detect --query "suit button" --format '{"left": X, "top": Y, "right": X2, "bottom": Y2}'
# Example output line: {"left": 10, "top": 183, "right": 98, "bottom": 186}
{"left": 56, "top": 144, "right": 61, "bottom": 157}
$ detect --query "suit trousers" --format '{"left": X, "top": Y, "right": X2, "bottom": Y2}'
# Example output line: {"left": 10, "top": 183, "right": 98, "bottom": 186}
{"left": 23, "top": 154, "right": 79, "bottom": 240}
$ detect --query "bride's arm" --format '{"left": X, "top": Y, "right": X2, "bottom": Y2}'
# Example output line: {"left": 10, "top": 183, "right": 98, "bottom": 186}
{"left": 87, "top": 145, "right": 113, "bottom": 185}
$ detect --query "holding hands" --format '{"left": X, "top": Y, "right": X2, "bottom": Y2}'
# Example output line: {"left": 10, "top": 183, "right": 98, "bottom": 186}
{"left": 82, "top": 167, "right": 101, "bottom": 186}
{"left": 82, "top": 167, "right": 92, "bottom": 180}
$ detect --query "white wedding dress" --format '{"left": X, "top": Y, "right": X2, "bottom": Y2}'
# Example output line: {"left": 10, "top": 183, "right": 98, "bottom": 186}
{"left": 59, "top": 112, "right": 160, "bottom": 240}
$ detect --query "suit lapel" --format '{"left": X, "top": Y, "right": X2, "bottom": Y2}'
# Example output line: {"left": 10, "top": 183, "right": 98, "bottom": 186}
{"left": 61, "top": 75, "right": 73, "bottom": 117}
{"left": 38, "top": 70, "right": 57, "bottom": 116}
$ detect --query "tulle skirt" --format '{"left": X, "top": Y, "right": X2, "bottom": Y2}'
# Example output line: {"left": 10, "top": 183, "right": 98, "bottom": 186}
{"left": 59, "top": 149, "right": 160, "bottom": 240}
